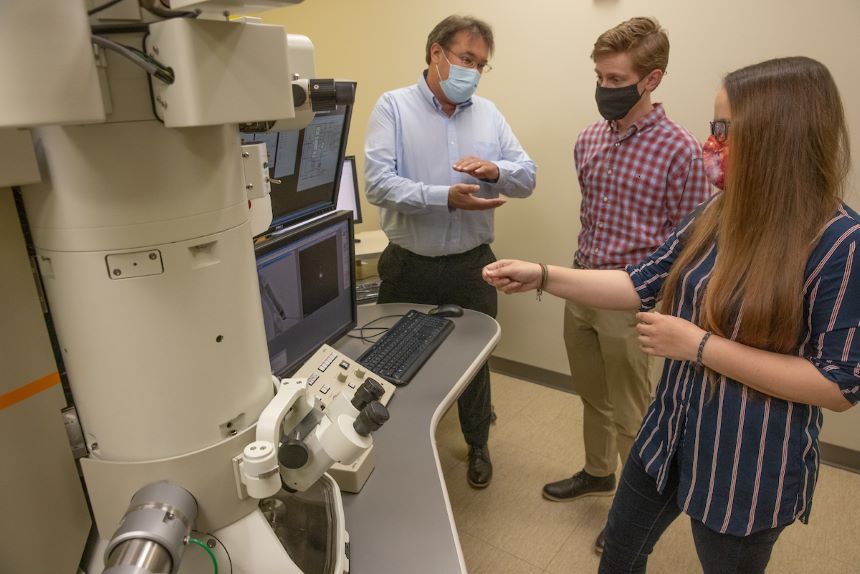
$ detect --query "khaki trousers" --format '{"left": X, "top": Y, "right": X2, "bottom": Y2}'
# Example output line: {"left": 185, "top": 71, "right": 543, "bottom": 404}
{"left": 563, "top": 299, "right": 653, "bottom": 478}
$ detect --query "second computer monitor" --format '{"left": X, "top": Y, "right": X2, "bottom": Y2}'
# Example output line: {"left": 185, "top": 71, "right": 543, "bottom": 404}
{"left": 240, "top": 83, "right": 356, "bottom": 230}
{"left": 255, "top": 210, "right": 357, "bottom": 377}
{"left": 335, "top": 155, "right": 362, "bottom": 225}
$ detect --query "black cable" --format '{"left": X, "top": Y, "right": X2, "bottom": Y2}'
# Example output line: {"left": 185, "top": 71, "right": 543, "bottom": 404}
{"left": 346, "top": 327, "right": 388, "bottom": 344}
{"left": 91, "top": 35, "right": 175, "bottom": 84}
{"left": 88, "top": 0, "right": 125, "bottom": 15}
{"left": 140, "top": 0, "right": 199, "bottom": 19}
{"left": 348, "top": 314, "right": 405, "bottom": 344}
{"left": 90, "top": 23, "right": 150, "bottom": 35}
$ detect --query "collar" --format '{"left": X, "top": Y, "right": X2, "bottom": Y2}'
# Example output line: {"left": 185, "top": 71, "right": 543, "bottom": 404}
{"left": 419, "top": 70, "right": 474, "bottom": 114}
{"left": 605, "top": 103, "right": 666, "bottom": 138}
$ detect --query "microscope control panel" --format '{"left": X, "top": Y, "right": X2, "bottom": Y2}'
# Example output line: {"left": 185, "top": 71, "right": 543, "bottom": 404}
{"left": 293, "top": 344, "right": 396, "bottom": 410}
{"left": 292, "top": 344, "right": 395, "bottom": 492}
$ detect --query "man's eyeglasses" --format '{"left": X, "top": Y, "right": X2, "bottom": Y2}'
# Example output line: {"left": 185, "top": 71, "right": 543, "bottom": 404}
{"left": 710, "top": 120, "right": 731, "bottom": 143}
{"left": 446, "top": 50, "right": 493, "bottom": 74}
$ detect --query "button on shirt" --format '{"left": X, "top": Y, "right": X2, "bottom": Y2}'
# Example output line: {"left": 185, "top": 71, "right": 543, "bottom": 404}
{"left": 575, "top": 104, "right": 710, "bottom": 269}
{"left": 365, "top": 74, "right": 536, "bottom": 257}
{"left": 627, "top": 201, "right": 860, "bottom": 537}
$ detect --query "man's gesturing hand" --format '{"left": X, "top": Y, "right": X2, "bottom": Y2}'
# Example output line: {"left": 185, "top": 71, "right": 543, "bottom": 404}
{"left": 448, "top": 183, "right": 506, "bottom": 211}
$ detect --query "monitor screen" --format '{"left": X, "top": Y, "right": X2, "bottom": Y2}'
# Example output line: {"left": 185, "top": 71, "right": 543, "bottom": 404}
{"left": 255, "top": 210, "right": 356, "bottom": 377}
{"left": 335, "top": 155, "right": 362, "bottom": 225}
{"left": 241, "top": 94, "right": 354, "bottom": 230}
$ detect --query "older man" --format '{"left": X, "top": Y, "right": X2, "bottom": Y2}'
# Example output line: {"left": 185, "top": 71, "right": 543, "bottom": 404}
{"left": 365, "top": 15, "right": 537, "bottom": 488}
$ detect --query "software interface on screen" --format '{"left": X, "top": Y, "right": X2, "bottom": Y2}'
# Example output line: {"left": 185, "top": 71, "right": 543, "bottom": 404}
{"left": 240, "top": 97, "right": 354, "bottom": 230}
{"left": 255, "top": 212, "right": 356, "bottom": 377}
{"left": 335, "top": 156, "right": 362, "bottom": 225}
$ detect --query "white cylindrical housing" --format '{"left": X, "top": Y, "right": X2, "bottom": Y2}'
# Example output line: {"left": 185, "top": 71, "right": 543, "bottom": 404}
{"left": 22, "top": 121, "right": 273, "bottom": 461}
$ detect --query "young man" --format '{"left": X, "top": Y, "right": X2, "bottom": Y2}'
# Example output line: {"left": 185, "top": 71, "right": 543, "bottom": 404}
{"left": 364, "top": 15, "right": 537, "bottom": 488}
{"left": 543, "top": 17, "right": 710, "bottom": 550}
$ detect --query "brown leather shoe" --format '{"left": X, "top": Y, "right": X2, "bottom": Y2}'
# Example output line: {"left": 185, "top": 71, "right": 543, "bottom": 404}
{"left": 467, "top": 445, "right": 492, "bottom": 488}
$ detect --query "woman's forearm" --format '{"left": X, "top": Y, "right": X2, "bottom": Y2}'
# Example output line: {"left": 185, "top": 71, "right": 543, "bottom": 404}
{"left": 702, "top": 335, "right": 852, "bottom": 411}
{"left": 544, "top": 266, "right": 641, "bottom": 310}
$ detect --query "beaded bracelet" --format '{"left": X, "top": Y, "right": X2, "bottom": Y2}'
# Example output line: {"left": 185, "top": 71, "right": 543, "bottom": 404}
{"left": 696, "top": 331, "right": 712, "bottom": 370}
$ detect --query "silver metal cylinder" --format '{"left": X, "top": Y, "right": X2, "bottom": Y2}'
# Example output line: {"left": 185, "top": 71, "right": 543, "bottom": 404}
{"left": 104, "top": 482, "right": 198, "bottom": 574}
{"left": 104, "top": 539, "right": 172, "bottom": 574}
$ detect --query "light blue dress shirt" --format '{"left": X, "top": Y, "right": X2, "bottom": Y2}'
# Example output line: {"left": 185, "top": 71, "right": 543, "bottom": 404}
{"left": 365, "top": 73, "right": 536, "bottom": 257}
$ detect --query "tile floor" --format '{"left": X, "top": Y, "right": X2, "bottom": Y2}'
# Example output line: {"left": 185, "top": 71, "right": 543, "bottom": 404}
{"left": 435, "top": 373, "right": 860, "bottom": 573}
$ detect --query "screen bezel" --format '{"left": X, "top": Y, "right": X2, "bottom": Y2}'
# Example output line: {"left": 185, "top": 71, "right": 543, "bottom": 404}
{"left": 268, "top": 97, "right": 355, "bottom": 230}
{"left": 337, "top": 155, "right": 362, "bottom": 225}
{"left": 254, "top": 210, "right": 357, "bottom": 377}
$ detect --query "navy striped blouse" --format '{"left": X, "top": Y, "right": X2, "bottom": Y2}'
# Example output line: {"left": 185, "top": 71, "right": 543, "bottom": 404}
{"left": 626, "top": 201, "right": 860, "bottom": 537}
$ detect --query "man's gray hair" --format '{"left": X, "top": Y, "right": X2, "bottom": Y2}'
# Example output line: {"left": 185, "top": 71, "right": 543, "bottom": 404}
{"left": 425, "top": 15, "right": 494, "bottom": 65}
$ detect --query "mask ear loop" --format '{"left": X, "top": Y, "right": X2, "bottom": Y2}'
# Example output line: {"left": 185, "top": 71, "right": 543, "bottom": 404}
{"left": 433, "top": 48, "right": 451, "bottom": 82}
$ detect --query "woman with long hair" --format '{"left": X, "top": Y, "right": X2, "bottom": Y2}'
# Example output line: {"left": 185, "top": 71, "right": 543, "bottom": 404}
{"left": 483, "top": 56, "right": 859, "bottom": 573}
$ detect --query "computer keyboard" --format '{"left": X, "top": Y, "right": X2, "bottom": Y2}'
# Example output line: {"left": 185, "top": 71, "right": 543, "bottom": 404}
{"left": 357, "top": 310, "right": 455, "bottom": 386}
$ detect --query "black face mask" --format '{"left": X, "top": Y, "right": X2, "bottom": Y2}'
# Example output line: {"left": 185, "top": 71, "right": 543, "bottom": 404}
{"left": 595, "top": 81, "right": 644, "bottom": 121}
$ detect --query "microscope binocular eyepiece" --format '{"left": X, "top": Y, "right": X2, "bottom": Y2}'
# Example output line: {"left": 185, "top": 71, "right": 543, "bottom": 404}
{"left": 350, "top": 378, "right": 386, "bottom": 411}
{"left": 353, "top": 401, "right": 389, "bottom": 437}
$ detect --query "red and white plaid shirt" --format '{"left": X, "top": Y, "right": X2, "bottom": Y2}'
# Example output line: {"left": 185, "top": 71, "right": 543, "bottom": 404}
{"left": 574, "top": 104, "right": 711, "bottom": 269}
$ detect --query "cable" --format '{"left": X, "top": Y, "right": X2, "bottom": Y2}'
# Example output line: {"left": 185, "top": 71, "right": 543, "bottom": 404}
{"left": 346, "top": 327, "right": 388, "bottom": 344}
{"left": 140, "top": 0, "right": 199, "bottom": 19}
{"left": 348, "top": 314, "right": 405, "bottom": 344}
{"left": 188, "top": 537, "right": 218, "bottom": 574}
{"left": 88, "top": 0, "right": 125, "bottom": 15}
{"left": 197, "top": 532, "right": 233, "bottom": 574}
{"left": 91, "top": 35, "right": 175, "bottom": 84}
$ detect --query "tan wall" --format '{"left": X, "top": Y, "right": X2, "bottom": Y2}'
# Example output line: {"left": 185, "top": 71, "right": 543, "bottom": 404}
{"left": 265, "top": 0, "right": 860, "bottom": 375}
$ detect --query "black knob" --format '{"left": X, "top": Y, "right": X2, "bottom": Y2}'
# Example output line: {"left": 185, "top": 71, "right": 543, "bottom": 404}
{"left": 334, "top": 81, "right": 356, "bottom": 105}
{"left": 278, "top": 440, "right": 309, "bottom": 469}
{"left": 353, "top": 401, "right": 390, "bottom": 436}
{"left": 308, "top": 79, "right": 336, "bottom": 112}
{"left": 292, "top": 83, "right": 308, "bottom": 107}
{"left": 351, "top": 378, "right": 386, "bottom": 411}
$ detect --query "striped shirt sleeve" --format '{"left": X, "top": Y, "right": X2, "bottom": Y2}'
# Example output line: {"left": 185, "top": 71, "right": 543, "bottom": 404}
{"left": 805, "top": 230, "right": 860, "bottom": 404}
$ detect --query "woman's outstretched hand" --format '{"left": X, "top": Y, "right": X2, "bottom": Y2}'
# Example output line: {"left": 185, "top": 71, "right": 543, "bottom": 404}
{"left": 482, "top": 259, "right": 542, "bottom": 294}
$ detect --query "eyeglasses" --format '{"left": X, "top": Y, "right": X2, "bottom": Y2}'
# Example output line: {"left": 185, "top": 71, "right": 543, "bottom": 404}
{"left": 709, "top": 120, "right": 731, "bottom": 143}
{"left": 446, "top": 50, "right": 493, "bottom": 74}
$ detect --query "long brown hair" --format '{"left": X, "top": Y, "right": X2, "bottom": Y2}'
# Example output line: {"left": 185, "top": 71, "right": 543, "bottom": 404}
{"left": 659, "top": 57, "right": 850, "bottom": 353}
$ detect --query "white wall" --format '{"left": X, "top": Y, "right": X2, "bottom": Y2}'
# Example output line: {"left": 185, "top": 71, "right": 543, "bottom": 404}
{"left": 265, "top": 0, "right": 860, "bottom": 375}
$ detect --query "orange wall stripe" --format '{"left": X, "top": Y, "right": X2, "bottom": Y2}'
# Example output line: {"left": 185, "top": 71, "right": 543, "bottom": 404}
{"left": 0, "top": 372, "right": 61, "bottom": 410}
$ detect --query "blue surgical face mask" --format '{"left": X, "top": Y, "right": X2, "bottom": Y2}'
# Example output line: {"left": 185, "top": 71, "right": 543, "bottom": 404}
{"left": 436, "top": 52, "right": 480, "bottom": 104}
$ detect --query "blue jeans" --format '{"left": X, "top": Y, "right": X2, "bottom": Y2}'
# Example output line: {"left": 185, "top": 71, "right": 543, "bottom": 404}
{"left": 599, "top": 454, "right": 786, "bottom": 573}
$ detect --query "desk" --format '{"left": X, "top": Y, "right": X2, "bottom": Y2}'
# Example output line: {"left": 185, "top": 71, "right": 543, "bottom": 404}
{"left": 333, "top": 303, "right": 500, "bottom": 574}
{"left": 354, "top": 229, "right": 388, "bottom": 261}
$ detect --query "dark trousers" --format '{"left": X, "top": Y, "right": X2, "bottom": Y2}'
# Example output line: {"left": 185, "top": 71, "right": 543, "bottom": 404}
{"left": 600, "top": 454, "right": 785, "bottom": 574}
{"left": 376, "top": 242, "right": 496, "bottom": 446}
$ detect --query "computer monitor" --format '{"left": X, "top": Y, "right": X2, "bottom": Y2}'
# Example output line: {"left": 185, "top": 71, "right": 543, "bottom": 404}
{"left": 241, "top": 89, "right": 355, "bottom": 230}
{"left": 255, "top": 210, "right": 357, "bottom": 377}
{"left": 335, "top": 155, "right": 362, "bottom": 225}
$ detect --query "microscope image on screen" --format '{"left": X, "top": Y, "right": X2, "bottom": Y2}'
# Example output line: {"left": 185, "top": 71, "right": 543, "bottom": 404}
{"left": 299, "top": 234, "right": 340, "bottom": 317}
{"left": 254, "top": 212, "right": 357, "bottom": 379}
{"left": 260, "top": 276, "right": 298, "bottom": 336}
